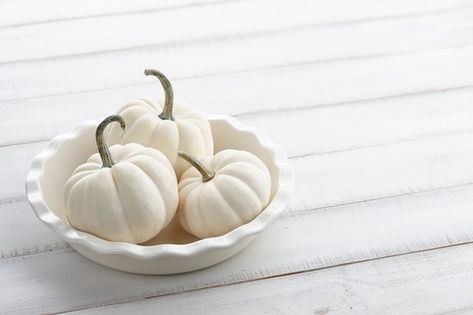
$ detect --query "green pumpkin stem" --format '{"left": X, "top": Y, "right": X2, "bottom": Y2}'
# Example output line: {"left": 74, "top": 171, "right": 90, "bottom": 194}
{"left": 144, "top": 68, "right": 175, "bottom": 121}
{"left": 96, "top": 115, "right": 126, "bottom": 168}
{"left": 178, "top": 152, "right": 215, "bottom": 182}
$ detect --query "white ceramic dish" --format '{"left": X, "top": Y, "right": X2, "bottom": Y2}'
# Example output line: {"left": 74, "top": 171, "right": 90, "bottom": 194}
{"left": 26, "top": 115, "right": 294, "bottom": 274}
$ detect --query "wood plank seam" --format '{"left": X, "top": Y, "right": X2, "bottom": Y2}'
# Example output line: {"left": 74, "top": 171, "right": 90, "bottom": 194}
{"left": 0, "top": 244, "right": 70, "bottom": 260}
{"left": 7, "top": 180, "right": 473, "bottom": 260}
{"left": 1, "top": 4, "right": 470, "bottom": 67}
{"left": 52, "top": 236, "right": 473, "bottom": 314}
{"left": 2, "top": 83, "right": 472, "bottom": 150}
{"left": 3, "top": 0, "right": 467, "bottom": 31}
{"left": 0, "top": 0, "right": 248, "bottom": 30}
{"left": 290, "top": 181, "right": 473, "bottom": 218}
{"left": 3, "top": 4, "right": 472, "bottom": 103}
{"left": 2, "top": 122, "right": 471, "bottom": 259}
{"left": 4, "top": 40, "right": 471, "bottom": 104}
{"left": 2, "top": 0, "right": 472, "bottom": 313}
{"left": 291, "top": 127, "right": 473, "bottom": 159}
{"left": 236, "top": 84, "right": 473, "bottom": 118}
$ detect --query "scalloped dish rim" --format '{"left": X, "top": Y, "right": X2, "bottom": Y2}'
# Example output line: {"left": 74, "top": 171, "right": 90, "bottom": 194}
{"left": 25, "top": 115, "right": 294, "bottom": 260}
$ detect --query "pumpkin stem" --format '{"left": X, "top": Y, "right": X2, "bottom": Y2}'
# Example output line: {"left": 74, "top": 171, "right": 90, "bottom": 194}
{"left": 96, "top": 115, "right": 126, "bottom": 168}
{"left": 178, "top": 152, "right": 215, "bottom": 182}
{"left": 144, "top": 68, "right": 174, "bottom": 121}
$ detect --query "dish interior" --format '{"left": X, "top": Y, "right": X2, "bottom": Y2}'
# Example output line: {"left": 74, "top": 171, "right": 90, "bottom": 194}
{"left": 38, "top": 118, "right": 281, "bottom": 246}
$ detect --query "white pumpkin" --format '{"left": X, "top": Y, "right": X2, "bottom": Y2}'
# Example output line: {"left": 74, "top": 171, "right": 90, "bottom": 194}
{"left": 64, "top": 115, "right": 178, "bottom": 244}
{"left": 106, "top": 69, "right": 213, "bottom": 177}
{"left": 177, "top": 149, "right": 272, "bottom": 239}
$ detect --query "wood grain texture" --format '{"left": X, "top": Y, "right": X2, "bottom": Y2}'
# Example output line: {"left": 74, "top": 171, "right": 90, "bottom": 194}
{"left": 0, "top": 0, "right": 238, "bottom": 29}
{"left": 2, "top": 91, "right": 473, "bottom": 257}
{"left": 2, "top": 5, "right": 473, "bottom": 102}
{"left": 1, "top": 0, "right": 470, "bottom": 64}
{"left": 4, "top": 183, "right": 473, "bottom": 314}
{"left": 1, "top": 0, "right": 467, "bottom": 30}
{"left": 2, "top": 0, "right": 473, "bottom": 313}
{"left": 3, "top": 129, "right": 473, "bottom": 312}
{"left": 0, "top": 197, "right": 68, "bottom": 259}
{"left": 3, "top": 69, "right": 473, "bottom": 310}
{"left": 2, "top": 88, "right": 473, "bottom": 201}
{"left": 3, "top": 46, "right": 473, "bottom": 147}
{"left": 0, "top": 0, "right": 232, "bottom": 29}
{"left": 71, "top": 242, "right": 473, "bottom": 315}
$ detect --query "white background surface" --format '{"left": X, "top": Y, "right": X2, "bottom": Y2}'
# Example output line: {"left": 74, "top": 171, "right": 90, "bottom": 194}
{"left": 2, "top": 0, "right": 473, "bottom": 313}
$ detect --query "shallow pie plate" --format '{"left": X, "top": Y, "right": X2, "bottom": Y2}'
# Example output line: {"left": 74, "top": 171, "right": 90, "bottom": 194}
{"left": 26, "top": 115, "right": 294, "bottom": 274}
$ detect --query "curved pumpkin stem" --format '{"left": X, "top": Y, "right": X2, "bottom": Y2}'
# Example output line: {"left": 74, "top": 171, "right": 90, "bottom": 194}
{"left": 96, "top": 115, "right": 126, "bottom": 168}
{"left": 144, "top": 68, "right": 175, "bottom": 121}
{"left": 178, "top": 152, "right": 215, "bottom": 182}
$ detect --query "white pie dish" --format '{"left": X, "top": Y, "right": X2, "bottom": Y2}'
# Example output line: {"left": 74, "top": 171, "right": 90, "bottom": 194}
{"left": 25, "top": 115, "right": 294, "bottom": 274}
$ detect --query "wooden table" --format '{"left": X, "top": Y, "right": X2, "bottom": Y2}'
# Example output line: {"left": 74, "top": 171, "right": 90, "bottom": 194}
{"left": 2, "top": 0, "right": 473, "bottom": 313}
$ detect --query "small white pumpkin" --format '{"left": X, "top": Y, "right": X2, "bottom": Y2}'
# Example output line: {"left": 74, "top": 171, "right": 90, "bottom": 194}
{"left": 64, "top": 115, "right": 179, "bottom": 244}
{"left": 106, "top": 69, "right": 213, "bottom": 177}
{"left": 177, "top": 149, "right": 272, "bottom": 239}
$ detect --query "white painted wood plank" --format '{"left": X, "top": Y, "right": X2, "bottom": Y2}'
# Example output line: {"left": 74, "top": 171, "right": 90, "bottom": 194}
{"left": 0, "top": 0, "right": 352, "bottom": 63}
{"left": 0, "top": 197, "right": 68, "bottom": 259}
{"left": 2, "top": 89, "right": 472, "bottom": 201}
{"left": 3, "top": 183, "right": 473, "bottom": 314}
{"left": 3, "top": 6, "right": 473, "bottom": 102}
{"left": 0, "top": 96, "right": 471, "bottom": 259}
{"left": 3, "top": 46, "right": 473, "bottom": 147}
{"left": 72, "top": 242, "right": 473, "bottom": 315}
{"left": 290, "top": 132, "right": 473, "bottom": 211}
{"left": 1, "top": 1, "right": 471, "bottom": 313}
{"left": 2, "top": 129, "right": 473, "bottom": 259}
{"left": 1, "top": 0, "right": 468, "bottom": 30}
{"left": 0, "top": 0, "right": 228, "bottom": 29}
{"left": 245, "top": 87, "right": 473, "bottom": 158}
{"left": 0, "top": 142, "right": 45, "bottom": 201}
{"left": 1, "top": 0, "right": 471, "bottom": 64}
